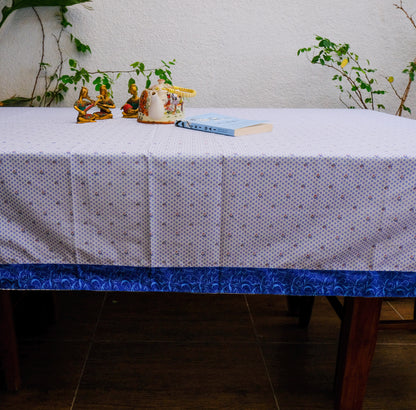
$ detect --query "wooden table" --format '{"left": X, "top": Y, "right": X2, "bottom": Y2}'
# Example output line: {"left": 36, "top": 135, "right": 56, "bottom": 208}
{"left": 2, "top": 107, "right": 416, "bottom": 409}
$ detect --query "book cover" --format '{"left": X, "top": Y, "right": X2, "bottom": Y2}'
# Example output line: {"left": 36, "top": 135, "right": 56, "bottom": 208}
{"left": 175, "top": 113, "right": 273, "bottom": 136}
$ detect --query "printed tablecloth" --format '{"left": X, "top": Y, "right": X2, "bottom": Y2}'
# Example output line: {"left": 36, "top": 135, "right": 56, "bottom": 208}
{"left": 1, "top": 107, "right": 416, "bottom": 296}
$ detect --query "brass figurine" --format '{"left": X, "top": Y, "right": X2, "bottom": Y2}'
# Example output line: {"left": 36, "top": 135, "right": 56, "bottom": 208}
{"left": 74, "top": 86, "right": 97, "bottom": 123}
{"left": 94, "top": 85, "right": 115, "bottom": 120}
{"left": 121, "top": 83, "right": 140, "bottom": 118}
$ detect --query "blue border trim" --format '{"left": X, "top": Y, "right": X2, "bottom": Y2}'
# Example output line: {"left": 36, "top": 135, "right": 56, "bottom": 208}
{"left": 1, "top": 264, "right": 416, "bottom": 297}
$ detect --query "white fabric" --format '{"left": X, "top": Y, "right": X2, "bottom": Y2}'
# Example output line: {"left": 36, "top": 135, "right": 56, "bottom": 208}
{"left": 1, "top": 107, "right": 416, "bottom": 272}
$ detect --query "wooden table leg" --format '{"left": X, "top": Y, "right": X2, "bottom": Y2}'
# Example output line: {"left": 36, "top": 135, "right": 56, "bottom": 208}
{"left": 286, "top": 296, "right": 315, "bottom": 328}
{"left": 0, "top": 290, "right": 21, "bottom": 391}
{"left": 334, "top": 297, "right": 382, "bottom": 410}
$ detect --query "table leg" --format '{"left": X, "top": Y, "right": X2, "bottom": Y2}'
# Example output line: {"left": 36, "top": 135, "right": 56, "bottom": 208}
{"left": 0, "top": 290, "right": 21, "bottom": 391}
{"left": 334, "top": 297, "right": 382, "bottom": 410}
{"left": 286, "top": 296, "right": 315, "bottom": 327}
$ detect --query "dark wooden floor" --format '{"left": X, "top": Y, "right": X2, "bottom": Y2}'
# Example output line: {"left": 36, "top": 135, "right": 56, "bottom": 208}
{"left": 1, "top": 292, "right": 416, "bottom": 409}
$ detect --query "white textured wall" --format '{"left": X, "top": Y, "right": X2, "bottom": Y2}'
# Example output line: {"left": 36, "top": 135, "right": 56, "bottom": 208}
{"left": 0, "top": 0, "right": 415, "bottom": 115}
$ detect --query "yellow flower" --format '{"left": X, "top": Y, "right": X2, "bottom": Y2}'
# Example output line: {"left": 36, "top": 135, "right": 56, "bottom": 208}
{"left": 388, "top": 76, "right": 394, "bottom": 83}
{"left": 340, "top": 58, "right": 349, "bottom": 68}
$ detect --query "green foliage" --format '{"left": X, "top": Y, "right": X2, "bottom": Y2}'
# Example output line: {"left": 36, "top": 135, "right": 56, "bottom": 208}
{"left": 70, "top": 34, "right": 91, "bottom": 53}
{"left": 0, "top": 0, "right": 91, "bottom": 30}
{"left": 297, "top": 36, "right": 386, "bottom": 110}
{"left": 0, "top": 2, "right": 177, "bottom": 106}
{"left": 0, "top": 96, "right": 34, "bottom": 106}
{"left": 57, "top": 58, "right": 176, "bottom": 98}
{"left": 298, "top": 1, "right": 416, "bottom": 117}
{"left": 403, "top": 61, "right": 416, "bottom": 81}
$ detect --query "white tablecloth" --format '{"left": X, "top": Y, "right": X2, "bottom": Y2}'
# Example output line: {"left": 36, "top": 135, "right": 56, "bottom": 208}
{"left": 1, "top": 107, "right": 416, "bottom": 273}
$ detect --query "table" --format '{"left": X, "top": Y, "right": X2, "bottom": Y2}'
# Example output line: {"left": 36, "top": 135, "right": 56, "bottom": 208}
{"left": 1, "top": 107, "right": 416, "bottom": 408}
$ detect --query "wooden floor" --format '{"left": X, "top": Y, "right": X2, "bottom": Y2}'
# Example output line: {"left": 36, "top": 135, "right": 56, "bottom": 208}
{"left": 1, "top": 292, "right": 416, "bottom": 409}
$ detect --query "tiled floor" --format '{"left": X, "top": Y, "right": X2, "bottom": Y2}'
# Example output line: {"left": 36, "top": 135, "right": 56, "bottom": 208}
{"left": 1, "top": 292, "right": 416, "bottom": 409}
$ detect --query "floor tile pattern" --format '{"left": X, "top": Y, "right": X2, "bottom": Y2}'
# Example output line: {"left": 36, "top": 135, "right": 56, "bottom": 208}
{"left": 1, "top": 292, "right": 416, "bottom": 409}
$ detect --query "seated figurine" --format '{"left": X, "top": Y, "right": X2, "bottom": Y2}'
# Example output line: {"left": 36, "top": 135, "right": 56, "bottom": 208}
{"left": 74, "top": 86, "right": 96, "bottom": 123}
{"left": 94, "top": 85, "right": 115, "bottom": 120}
{"left": 121, "top": 83, "right": 140, "bottom": 118}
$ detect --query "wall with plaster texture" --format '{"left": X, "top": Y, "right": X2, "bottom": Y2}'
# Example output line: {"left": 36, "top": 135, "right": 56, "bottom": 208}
{"left": 0, "top": 0, "right": 415, "bottom": 115}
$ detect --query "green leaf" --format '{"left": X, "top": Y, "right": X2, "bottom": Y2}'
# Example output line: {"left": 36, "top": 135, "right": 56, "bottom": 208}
{"left": 68, "top": 58, "right": 77, "bottom": 68}
{"left": 0, "top": 95, "right": 35, "bottom": 106}
{"left": 145, "top": 74, "right": 151, "bottom": 89}
{"left": 102, "top": 76, "right": 111, "bottom": 88}
{"left": 59, "top": 5, "right": 71, "bottom": 27}
{"left": 80, "top": 68, "right": 90, "bottom": 82}
{"left": 318, "top": 38, "right": 332, "bottom": 48}
{"left": 72, "top": 36, "right": 91, "bottom": 54}
{"left": 60, "top": 74, "right": 73, "bottom": 84}
{"left": 59, "top": 83, "right": 68, "bottom": 92}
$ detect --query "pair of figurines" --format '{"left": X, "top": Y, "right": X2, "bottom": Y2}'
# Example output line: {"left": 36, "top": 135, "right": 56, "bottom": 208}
{"left": 74, "top": 85, "right": 115, "bottom": 123}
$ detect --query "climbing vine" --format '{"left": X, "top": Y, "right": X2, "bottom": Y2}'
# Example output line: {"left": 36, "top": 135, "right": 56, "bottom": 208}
{"left": 297, "top": 1, "right": 415, "bottom": 116}
{"left": 0, "top": 1, "right": 176, "bottom": 106}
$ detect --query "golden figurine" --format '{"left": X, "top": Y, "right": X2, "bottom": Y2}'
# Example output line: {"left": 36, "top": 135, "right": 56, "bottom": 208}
{"left": 121, "top": 83, "right": 140, "bottom": 118}
{"left": 74, "top": 86, "right": 97, "bottom": 123}
{"left": 94, "top": 85, "right": 115, "bottom": 120}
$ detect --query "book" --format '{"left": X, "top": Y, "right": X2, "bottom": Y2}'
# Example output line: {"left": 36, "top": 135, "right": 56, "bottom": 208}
{"left": 175, "top": 113, "right": 273, "bottom": 136}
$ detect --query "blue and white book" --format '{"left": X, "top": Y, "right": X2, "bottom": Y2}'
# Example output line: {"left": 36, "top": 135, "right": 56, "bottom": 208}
{"left": 175, "top": 113, "right": 273, "bottom": 136}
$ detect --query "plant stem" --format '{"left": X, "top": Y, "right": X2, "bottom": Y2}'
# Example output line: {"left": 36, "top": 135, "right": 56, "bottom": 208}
{"left": 396, "top": 56, "right": 416, "bottom": 116}
{"left": 88, "top": 68, "right": 164, "bottom": 76}
{"left": 30, "top": 7, "right": 45, "bottom": 106}
{"left": 395, "top": 1, "right": 416, "bottom": 29}
{"left": 323, "top": 62, "right": 368, "bottom": 109}
{"left": 46, "top": 28, "right": 66, "bottom": 107}
{"left": 346, "top": 51, "right": 375, "bottom": 110}
{"left": 393, "top": 2, "right": 416, "bottom": 116}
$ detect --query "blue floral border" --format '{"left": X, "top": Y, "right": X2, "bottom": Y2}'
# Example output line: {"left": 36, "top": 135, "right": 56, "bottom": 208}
{"left": 1, "top": 264, "right": 416, "bottom": 297}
